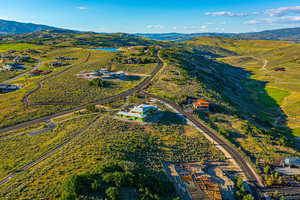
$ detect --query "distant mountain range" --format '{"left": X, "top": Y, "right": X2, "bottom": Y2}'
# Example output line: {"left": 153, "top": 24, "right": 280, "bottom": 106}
{"left": 135, "top": 33, "right": 235, "bottom": 41}
{"left": 136, "top": 27, "right": 300, "bottom": 42}
{"left": 1, "top": 19, "right": 300, "bottom": 42}
{"left": 0, "top": 19, "right": 62, "bottom": 35}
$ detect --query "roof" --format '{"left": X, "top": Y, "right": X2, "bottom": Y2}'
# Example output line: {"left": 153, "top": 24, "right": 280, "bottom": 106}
{"left": 131, "top": 104, "right": 158, "bottom": 113}
{"left": 284, "top": 157, "right": 300, "bottom": 166}
{"left": 117, "top": 111, "right": 147, "bottom": 119}
{"left": 117, "top": 104, "right": 157, "bottom": 118}
{"left": 195, "top": 99, "right": 209, "bottom": 104}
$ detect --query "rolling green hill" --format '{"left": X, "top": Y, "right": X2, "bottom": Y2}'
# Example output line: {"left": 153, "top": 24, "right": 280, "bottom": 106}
{"left": 1, "top": 30, "right": 158, "bottom": 48}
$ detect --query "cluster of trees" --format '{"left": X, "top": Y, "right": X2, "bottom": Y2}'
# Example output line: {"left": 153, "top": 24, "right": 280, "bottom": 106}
{"left": 241, "top": 121, "right": 292, "bottom": 147}
{"left": 89, "top": 78, "right": 107, "bottom": 88}
{"left": 113, "top": 54, "right": 157, "bottom": 65}
{"left": 60, "top": 161, "right": 179, "bottom": 200}
{"left": 72, "top": 34, "right": 155, "bottom": 47}
{"left": 264, "top": 170, "right": 284, "bottom": 187}
{"left": 233, "top": 177, "right": 255, "bottom": 200}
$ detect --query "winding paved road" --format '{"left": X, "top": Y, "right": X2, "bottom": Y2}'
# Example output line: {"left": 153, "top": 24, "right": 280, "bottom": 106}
{"left": 143, "top": 92, "right": 263, "bottom": 199}
{"left": 0, "top": 51, "right": 164, "bottom": 186}
{"left": 0, "top": 51, "right": 163, "bottom": 134}
{"left": 22, "top": 52, "right": 91, "bottom": 106}
{"left": 0, "top": 50, "right": 264, "bottom": 199}
{"left": 0, "top": 114, "right": 103, "bottom": 186}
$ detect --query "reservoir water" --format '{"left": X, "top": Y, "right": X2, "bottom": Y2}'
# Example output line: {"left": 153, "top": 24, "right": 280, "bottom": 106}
{"left": 91, "top": 48, "right": 120, "bottom": 52}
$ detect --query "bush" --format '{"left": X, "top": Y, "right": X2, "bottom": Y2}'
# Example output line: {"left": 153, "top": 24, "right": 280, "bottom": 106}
{"left": 89, "top": 78, "right": 105, "bottom": 88}
{"left": 105, "top": 187, "right": 120, "bottom": 200}
{"left": 60, "top": 193, "right": 77, "bottom": 200}
{"left": 86, "top": 104, "right": 97, "bottom": 113}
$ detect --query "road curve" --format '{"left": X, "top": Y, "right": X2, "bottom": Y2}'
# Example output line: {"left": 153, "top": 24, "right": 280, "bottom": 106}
{"left": 0, "top": 114, "right": 103, "bottom": 186}
{"left": 0, "top": 51, "right": 164, "bottom": 134}
{"left": 143, "top": 92, "right": 263, "bottom": 199}
{"left": 1, "top": 59, "right": 42, "bottom": 85}
{"left": 22, "top": 52, "right": 91, "bottom": 106}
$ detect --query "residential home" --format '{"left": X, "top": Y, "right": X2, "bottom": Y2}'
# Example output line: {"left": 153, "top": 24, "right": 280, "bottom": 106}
{"left": 49, "top": 62, "right": 68, "bottom": 67}
{"left": 0, "top": 84, "right": 20, "bottom": 93}
{"left": 2, "top": 63, "right": 25, "bottom": 71}
{"left": 56, "top": 56, "right": 77, "bottom": 61}
{"left": 117, "top": 104, "right": 158, "bottom": 122}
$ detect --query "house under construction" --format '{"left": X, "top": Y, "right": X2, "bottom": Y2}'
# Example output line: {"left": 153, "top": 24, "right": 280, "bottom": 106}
{"left": 164, "top": 162, "right": 222, "bottom": 200}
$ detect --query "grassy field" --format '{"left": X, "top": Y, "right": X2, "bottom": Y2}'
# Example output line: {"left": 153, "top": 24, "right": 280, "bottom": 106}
{"left": 29, "top": 50, "right": 141, "bottom": 104}
{"left": 0, "top": 43, "right": 42, "bottom": 52}
{"left": 0, "top": 45, "right": 159, "bottom": 129}
{"left": 0, "top": 114, "right": 97, "bottom": 180}
{"left": 265, "top": 87, "right": 290, "bottom": 105}
{"left": 0, "top": 71, "right": 23, "bottom": 83}
{"left": 0, "top": 48, "right": 88, "bottom": 128}
{"left": 146, "top": 46, "right": 300, "bottom": 187}
{"left": 292, "top": 128, "right": 300, "bottom": 137}
{"left": 0, "top": 104, "right": 224, "bottom": 199}
{"left": 190, "top": 37, "right": 300, "bottom": 130}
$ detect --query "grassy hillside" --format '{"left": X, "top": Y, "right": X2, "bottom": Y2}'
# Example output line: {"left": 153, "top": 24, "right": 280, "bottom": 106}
{"left": 0, "top": 43, "right": 41, "bottom": 52}
{"left": 0, "top": 102, "right": 224, "bottom": 199}
{"left": 187, "top": 37, "right": 300, "bottom": 133}
{"left": 147, "top": 47, "right": 300, "bottom": 188}
{"left": 0, "top": 19, "right": 62, "bottom": 35}
{"left": 1, "top": 30, "right": 158, "bottom": 48}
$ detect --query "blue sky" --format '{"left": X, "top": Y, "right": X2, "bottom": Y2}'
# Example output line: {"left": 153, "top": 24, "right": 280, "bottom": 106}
{"left": 1, "top": 0, "right": 300, "bottom": 33}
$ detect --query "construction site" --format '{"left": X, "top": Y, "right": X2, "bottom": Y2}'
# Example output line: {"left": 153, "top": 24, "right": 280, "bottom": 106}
{"left": 162, "top": 161, "right": 239, "bottom": 200}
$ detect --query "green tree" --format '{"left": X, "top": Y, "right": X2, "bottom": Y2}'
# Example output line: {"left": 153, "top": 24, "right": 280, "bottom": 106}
{"left": 63, "top": 174, "right": 88, "bottom": 195}
{"left": 91, "top": 179, "right": 102, "bottom": 192}
{"left": 263, "top": 165, "right": 270, "bottom": 175}
{"left": 105, "top": 187, "right": 120, "bottom": 200}
{"left": 89, "top": 78, "right": 105, "bottom": 88}
{"left": 86, "top": 104, "right": 97, "bottom": 112}
{"left": 243, "top": 194, "right": 255, "bottom": 200}
{"left": 60, "top": 193, "right": 77, "bottom": 200}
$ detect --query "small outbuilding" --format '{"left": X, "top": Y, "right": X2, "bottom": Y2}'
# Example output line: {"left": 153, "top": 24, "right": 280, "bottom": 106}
{"left": 193, "top": 99, "right": 210, "bottom": 112}
{"left": 282, "top": 157, "right": 300, "bottom": 168}
{"left": 0, "top": 84, "right": 20, "bottom": 93}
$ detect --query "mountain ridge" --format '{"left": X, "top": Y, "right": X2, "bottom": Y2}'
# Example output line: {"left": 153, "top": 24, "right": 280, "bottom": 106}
{"left": 136, "top": 27, "right": 300, "bottom": 42}
{"left": 0, "top": 19, "right": 63, "bottom": 35}
{"left": 1, "top": 18, "right": 300, "bottom": 42}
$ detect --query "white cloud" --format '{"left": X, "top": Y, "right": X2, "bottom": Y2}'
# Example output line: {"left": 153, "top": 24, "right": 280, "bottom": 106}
{"left": 266, "top": 6, "right": 300, "bottom": 16}
{"left": 205, "top": 11, "right": 259, "bottom": 17}
{"left": 172, "top": 25, "right": 209, "bottom": 32}
{"left": 77, "top": 6, "right": 88, "bottom": 10}
{"left": 245, "top": 15, "right": 300, "bottom": 24}
{"left": 146, "top": 25, "right": 164, "bottom": 29}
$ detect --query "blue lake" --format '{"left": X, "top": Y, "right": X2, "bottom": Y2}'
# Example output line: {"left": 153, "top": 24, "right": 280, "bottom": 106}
{"left": 91, "top": 48, "right": 120, "bottom": 52}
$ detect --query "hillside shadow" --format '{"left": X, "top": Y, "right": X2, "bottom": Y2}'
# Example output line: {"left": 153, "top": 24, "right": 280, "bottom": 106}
{"left": 125, "top": 75, "right": 141, "bottom": 81}
{"left": 169, "top": 49, "right": 294, "bottom": 148}
{"left": 146, "top": 111, "right": 187, "bottom": 125}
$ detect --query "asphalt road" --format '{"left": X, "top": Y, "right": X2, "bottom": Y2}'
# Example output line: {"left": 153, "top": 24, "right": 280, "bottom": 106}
{"left": 0, "top": 50, "right": 264, "bottom": 199}
{"left": 27, "top": 120, "right": 56, "bottom": 136}
{"left": 0, "top": 51, "right": 164, "bottom": 186}
{"left": 143, "top": 92, "right": 263, "bottom": 199}
{"left": 22, "top": 53, "right": 91, "bottom": 106}
{"left": 0, "top": 114, "right": 103, "bottom": 185}
{"left": 0, "top": 51, "right": 163, "bottom": 133}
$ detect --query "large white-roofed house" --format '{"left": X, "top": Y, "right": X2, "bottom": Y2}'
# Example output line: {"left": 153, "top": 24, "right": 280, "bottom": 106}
{"left": 117, "top": 104, "right": 158, "bottom": 122}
